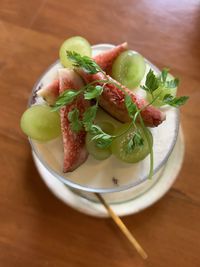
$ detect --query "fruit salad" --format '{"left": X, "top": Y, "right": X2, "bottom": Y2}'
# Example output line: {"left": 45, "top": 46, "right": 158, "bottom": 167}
{"left": 21, "top": 36, "right": 188, "bottom": 181}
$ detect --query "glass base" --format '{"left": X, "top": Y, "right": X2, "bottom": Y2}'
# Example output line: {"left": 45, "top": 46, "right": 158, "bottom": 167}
{"left": 32, "top": 129, "right": 184, "bottom": 216}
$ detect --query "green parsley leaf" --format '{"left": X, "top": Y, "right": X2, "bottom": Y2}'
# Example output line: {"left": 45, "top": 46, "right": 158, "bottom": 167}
{"left": 125, "top": 94, "right": 137, "bottom": 119}
{"left": 163, "top": 94, "right": 189, "bottom": 107}
{"left": 52, "top": 89, "right": 81, "bottom": 111}
{"left": 89, "top": 124, "right": 103, "bottom": 135}
{"left": 141, "top": 68, "right": 179, "bottom": 95}
{"left": 160, "top": 68, "right": 179, "bottom": 89}
{"left": 92, "top": 133, "right": 113, "bottom": 149}
{"left": 133, "top": 131, "right": 144, "bottom": 147}
{"left": 165, "top": 78, "right": 179, "bottom": 88}
{"left": 125, "top": 130, "right": 144, "bottom": 154}
{"left": 160, "top": 68, "right": 169, "bottom": 83}
{"left": 83, "top": 105, "right": 98, "bottom": 131}
{"left": 126, "top": 138, "right": 134, "bottom": 154}
{"left": 141, "top": 68, "right": 184, "bottom": 108}
{"left": 89, "top": 124, "right": 113, "bottom": 148}
{"left": 141, "top": 69, "right": 159, "bottom": 94}
{"left": 68, "top": 108, "right": 83, "bottom": 132}
{"left": 84, "top": 85, "right": 103, "bottom": 100}
{"left": 159, "top": 68, "right": 179, "bottom": 88}
{"left": 66, "top": 51, "right": 102, "bottom": 74}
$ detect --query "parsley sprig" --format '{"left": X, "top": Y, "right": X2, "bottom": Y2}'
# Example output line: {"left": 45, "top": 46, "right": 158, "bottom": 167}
{"left": 125, "top": 94, "right": 137, "bottom": 119}
{"left": 68, "top": 108, "right": 82, "bottom": 132}
{"left": 52, "top": 89, "right": 82, "bottom": 111}
{"left": 84, "top": 85, "right": 103, "bottom": 100}
{"left": 52, "top": 82, "right": 106, "bottom": 112}
{"left": 141, "top": 69, "right": 159, "bottom": 97}
{"left": 89, "top": 125, "right": 113, "bottom": 149}
{"left": 163, "top": 94, "right": 189, "bottom": 107}
{"left": 126, "top": 128, "right": 144, "bottom": 154}
{"left": 83, "top": 105, "right": 98, "bottom": 131}
{"left": 141, "top": 68, "right": 188, "bottom": 107}
{"left": 66, "top": 51, "right": 102, "bottom": 74}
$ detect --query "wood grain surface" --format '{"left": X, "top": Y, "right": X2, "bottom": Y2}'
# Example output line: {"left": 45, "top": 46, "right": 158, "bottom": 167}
{"left": 0, "top": 0, "right": 200, "bottom": 266}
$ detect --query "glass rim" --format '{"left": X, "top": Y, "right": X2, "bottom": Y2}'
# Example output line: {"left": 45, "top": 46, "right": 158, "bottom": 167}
{"left": 28, "top": 44, "right": 180, "bottom": 194}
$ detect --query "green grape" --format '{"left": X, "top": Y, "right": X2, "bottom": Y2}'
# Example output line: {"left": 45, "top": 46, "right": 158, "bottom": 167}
{"left": 111, "top": 123, "right": 153, "bottom": 163}
{"left": 111, "top": 50, "right": 146, "bottom": 89}
{"left": 59, "top": 36, "right": 91, "bottom": 67}
{"left": 86, "top": 121, "right": 115, "bottom": 160}
{"left": 95, "top": 108, "right": 122, "bottom": 130}
{"left": 20, "top": 105, "right": 61, "bottom": 141}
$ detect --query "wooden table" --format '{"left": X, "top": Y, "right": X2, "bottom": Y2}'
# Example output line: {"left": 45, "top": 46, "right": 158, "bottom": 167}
{"left": 0, "top": 0, "right": 199, "bottom": 266}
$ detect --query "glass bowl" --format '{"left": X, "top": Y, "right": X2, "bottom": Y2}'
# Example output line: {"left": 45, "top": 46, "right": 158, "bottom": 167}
{"left": 29, "top": 44, "right": 179, "bottom": 204}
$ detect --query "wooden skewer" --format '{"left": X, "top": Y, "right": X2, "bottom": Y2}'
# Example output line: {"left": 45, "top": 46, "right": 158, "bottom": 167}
{"left": 95, "top": 193, "right": 148, "bottom": 260}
